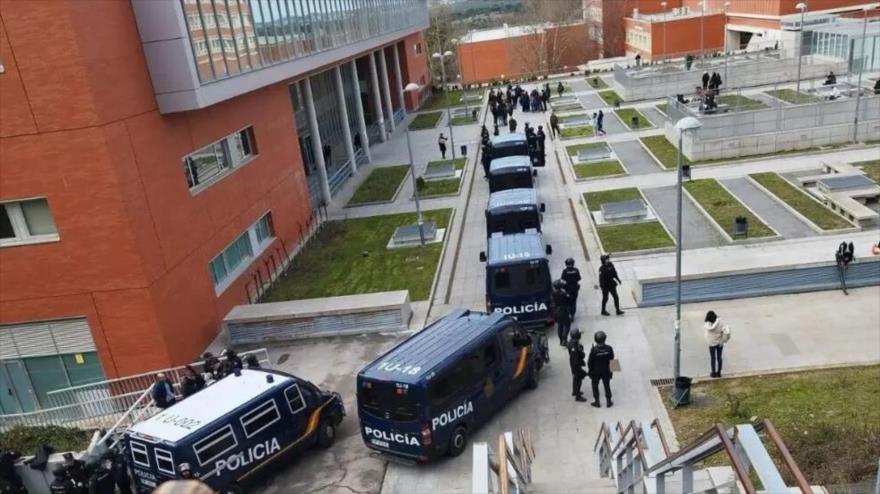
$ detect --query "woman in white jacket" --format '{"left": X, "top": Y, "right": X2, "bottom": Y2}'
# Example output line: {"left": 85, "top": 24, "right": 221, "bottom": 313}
{"left": 704, "top": 310, "right": 730, "bottom": 378}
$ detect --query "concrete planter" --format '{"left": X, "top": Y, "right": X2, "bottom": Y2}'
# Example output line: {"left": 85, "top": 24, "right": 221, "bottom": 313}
{"left": 745, "top": 174, "right": 859, "bottom": 236}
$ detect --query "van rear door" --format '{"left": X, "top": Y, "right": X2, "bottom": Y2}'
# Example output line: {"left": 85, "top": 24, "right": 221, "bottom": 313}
{"left": 358, "top": 380, "right": 425, "bottom": 459}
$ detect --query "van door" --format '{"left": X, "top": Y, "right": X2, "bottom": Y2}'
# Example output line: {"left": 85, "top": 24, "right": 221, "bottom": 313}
{"left": 430, "top": 339, "right": 501, "bottom": 437}
{"left": 283, "top": 383, "right": 312, "bottom": 446}
{"left": 499, "top": 323, "right": 530, "bottom": 395}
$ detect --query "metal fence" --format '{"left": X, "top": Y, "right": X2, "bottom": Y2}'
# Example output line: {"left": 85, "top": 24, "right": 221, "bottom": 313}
{"left": 0, "top": 349, "right": 271, "bottom": 431}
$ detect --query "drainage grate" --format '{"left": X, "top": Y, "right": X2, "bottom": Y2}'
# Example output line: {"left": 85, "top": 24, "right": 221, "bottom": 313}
{"left": 650, "top": 378, "right": 675, "bottom": 386}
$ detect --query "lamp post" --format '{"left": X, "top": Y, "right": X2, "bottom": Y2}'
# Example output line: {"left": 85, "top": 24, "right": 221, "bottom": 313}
{"left": 700, "top": 0, "right": 705, "bottom": 60}
{"left": 853, "top": 4, "right": 878, "bottom": 142}
{"left": 451, "top": 38, "right": 469, "bottom": 118}
{"left": 672, "top": 116, "right": 702, "bottom": 388}
{"left": 723, "top": 1, "right": 731, "bottom": 85}
{"left": 404, "top": 82, "right": 426, "bottom": 246}
{"left": 795, "top": 2, "right": 807, "bottom": 97}
{"left": 661, "top": 1, "right": 668, "bottom": 64}
{"left": 433, "top": 50, "right": 457, "bottom": 160}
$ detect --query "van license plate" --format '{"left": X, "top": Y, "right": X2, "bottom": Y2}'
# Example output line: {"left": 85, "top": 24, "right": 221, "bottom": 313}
{"left": 371, "top": 439, "right": 390, "bottom": 448}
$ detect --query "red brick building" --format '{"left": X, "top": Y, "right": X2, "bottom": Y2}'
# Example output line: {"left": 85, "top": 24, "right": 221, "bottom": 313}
{"left": 0, "top": 0, "right": 429, "bottom": 413}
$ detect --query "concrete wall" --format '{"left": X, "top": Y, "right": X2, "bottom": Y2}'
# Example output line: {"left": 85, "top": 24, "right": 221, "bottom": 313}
{"left": 613, "top": 55, "right": 849, "bottom": 101}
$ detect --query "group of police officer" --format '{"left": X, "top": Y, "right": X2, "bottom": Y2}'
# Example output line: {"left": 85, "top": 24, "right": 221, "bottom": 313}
{"left": 48, "top": 451, "right": 131, "bottom": 494}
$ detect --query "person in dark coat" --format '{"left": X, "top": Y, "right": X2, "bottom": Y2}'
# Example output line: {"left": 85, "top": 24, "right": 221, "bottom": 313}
{"left": 87, "top": 458, "right": 116, "bottom": 494}
{"left": 552, "top": 280, "right": 574, "bottom": 346}
{"left": 62, "top": 453, "right": 87, "bottom": 494}
{"left": 567, "top": 329, "right": 587, "bottom": 402}
{"left": 541, "top": 88, "right": 549, "bottom": 111}
{"left": 549, "top": 112, "right": 560, "bottom": 139}
{"left": 598, "top": 255, "right": 624, "bottom": 316}
{"left": 499, "top": 102, "right": 508, "bottom": 125}
{"left": 587, "top": 331, "right": 615, "bottom": 408}
{"left": 50, "top": 466, "right": 75, "bottom": 494}
{"left": 557, "top": 81, "right": 564, "bottom": 97}
{"left": 701, "top": 71, "right": 710, "bottom": 90}
{"left": 521, "top": 93, "right": 529, "bottom": 112}
{"left": 220, "top": 348, "right": 244, "bottom": 376}
{"left": 180, "top": 365, "right": 205, "bottom": 398}
{"left": 150, "top": 373, "right": 176, "bottom": 409}
{"left": 103, "top": 450, "right": 131, "bottom": 494}
{"left": 561, "top": 258, "right": 581, "bottom": 318}
{"left": 507, "top": 100, "right": 514, "bottom": 118}
{"left": 536, "top": 126, "right": 546, "bottom": 152}
{"left": 508, "top": 116, "right": 517, "bottom": 133}
{"left": 437, "top": 133, "right": 448, "bottom": 159}
{"left": 481, "top": 144, "right": 491, "bottom": 177}
{"left": 493, "top": 124, "right": 500, "bottom": 136}
{"left": 201, "top": 351, "right": 220, "bottom": 380}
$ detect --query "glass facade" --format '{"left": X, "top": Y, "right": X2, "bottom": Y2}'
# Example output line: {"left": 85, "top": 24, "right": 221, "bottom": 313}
{"left": 807, "top": 20, "right": 880, "bottom": 73}
{"left": 181, "top": 0, "right": 428, "bottom": 83}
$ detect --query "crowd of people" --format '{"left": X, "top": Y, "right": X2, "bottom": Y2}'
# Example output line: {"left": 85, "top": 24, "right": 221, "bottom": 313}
{"left": 487, "top": 83, "right": 556, "bottom": 132}
{"left": 150, "top": 348, "right": 262, "bottom": 409}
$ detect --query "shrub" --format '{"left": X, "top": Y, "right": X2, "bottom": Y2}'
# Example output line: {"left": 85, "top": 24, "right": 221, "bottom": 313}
{"left": 0, "top": 426, "right": 92, "bottom": 454}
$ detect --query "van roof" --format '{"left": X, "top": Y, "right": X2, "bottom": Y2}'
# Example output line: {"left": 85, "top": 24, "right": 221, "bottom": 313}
{"left": 358, "top": 309, "right": 507, "bottom": 385}
{"left": 127, "top": 369, "right": 294, "bottom": 443}
{"left": 486, "top": 232, "right": 547, "bottom": 267}
{"left": 487, "top": 188, "right": 538, "bottom": 212}
{"left": 492, "top": 132, "right": 526, "bottom": 146}
{"left": 489, "top": 155, "right": 532, "bottom": 174}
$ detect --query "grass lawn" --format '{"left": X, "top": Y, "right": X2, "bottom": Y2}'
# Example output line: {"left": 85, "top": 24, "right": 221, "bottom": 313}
{"left": 347, "top": 165, "right": 409, "bottom": 206}
{"left": 664, "top": 365, "right": 880, "bottom": 487}
{"left": 598, "top": 90, "right": 623, "bottom": 106}
{"left": 423, "top": 89, "right": 478, "bottom": 110}
{"left": 586, "top": 77, "right": 608, "bottom": 89}
{"left": 261, "top": 209, "right": 453, "bottom": 302}
{"left": 684, "top": 179, "right": 775, "bottom": 238}
{"left": 615, "top": 108, "right": 653, "bottom": 129}
{"left": 656, "top": 103, "right": 668, "bottom": 115}
{"left": 560, "top": 125, "right": 595, "bottom": 139}
{"left": 418, "top": 159, "right": 466, "bottom": 197}
{"left": 566, "top": 142, "right": 608, "bottom": 157}
{"left": 596, "top": 221, "right": 673, "bottom": 252}
{"left": 573, "top": 160, "right": 625, "bottom": 179}
{"left": 853, "top": 159, "right": 880, "bottom": 182}
{"left": 716, "top": 94, "right": 769, "bottom": 111}
{"left": 408, "top": 111, "right": 443, "bottom": 130}
{"left": 450, "top": 115, "right": 478, "bottom": 126}
{"left": 640, "top": 135, "right": 691, "bottom": 169}
{"left": 583, "top": 188, "right": 642, "bottom": 212}
{"left": 750, "top": 172, "right": 852, "bottom": 230}
{"left": 765, "top": 88, "right": 818, "bottom": 105}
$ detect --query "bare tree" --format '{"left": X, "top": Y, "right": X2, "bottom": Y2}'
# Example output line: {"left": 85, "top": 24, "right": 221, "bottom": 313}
{"left": 426, "top": 5, "right": 460, "bottom": 86}
{"left": 514, "top": 0, "right": 583, "bottom": 79}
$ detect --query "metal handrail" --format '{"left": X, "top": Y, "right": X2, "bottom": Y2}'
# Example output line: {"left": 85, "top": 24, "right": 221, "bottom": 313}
{"left": 715, "top": 424, "right": 757, "bottom": 494}
{"left": 650, "top": 418, "right": 671, "bottom": 457}
{"left": 761, "top": 419, "right": 812, "bottom": 494}
{"left": 95, "top": 388, "right": 152, "bottom": 448}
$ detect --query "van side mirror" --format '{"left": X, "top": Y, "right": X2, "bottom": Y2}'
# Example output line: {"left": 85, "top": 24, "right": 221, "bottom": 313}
{"left": 479, "top": 252, "right": 487, "bottom": 262}
{"left": 539, "top": 203, "right": 546, "bottom": 213}
{"left": 545, "top": 244, "right": 553, "bottom": 255}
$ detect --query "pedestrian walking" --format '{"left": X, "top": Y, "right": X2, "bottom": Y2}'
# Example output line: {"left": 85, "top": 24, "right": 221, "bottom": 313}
{"left": 557, "top": 81, "right": 564, "bottom": 97}
{"left": 150, "top": 373, "right": 176, "bottom": 409}
{"left": 561, "top": 258, "right": 581, "bottom": 318}
{"left": 704, "top": 310, "right": 731, "bottom": 378}
{"left": 701, "top": 71, "right": 710, "bottom": 90}
{"left": 596, "top": 110, "right": 605, "bottom": 135}
{"left": 567, "top": 329, "right": 588, "bottom": 402}
{"left": 507, "top": 100, "right": 514, "bottom": 119}
{"left": 508, "top": 116, "right": 517, "bottom": 133}
{"left": 587, "top": 331, "right": 615, "bottom": 408}
{"left": 599, "top": 255, "right": 624, "bottom": 316}
{"left": 437, "top": 133, "right": 448, "bottom": 159}
{"left": 537, "top": 126, "right": 546, "bottom": 152}
{"left": 552, "top": 279, "right": 574, "bottom": 346}
{"left": 549, "top": 112, "right": 560, "bottom": 139}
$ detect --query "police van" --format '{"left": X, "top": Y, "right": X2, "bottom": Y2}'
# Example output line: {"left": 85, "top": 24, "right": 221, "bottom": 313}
{"left": 356, "top": 309, "right": 547, "bottom": 462}
{"left": 488, "top": 156, "right": 536, "bottom": 193}
{"left": 486, "top": 188, "right": 545, "bottom": 237}
{"left": 124, "top": 369, "right": 344, "bottom": 493}
{"left": 479, "top": 231, "right": 554, "bottom": 327}
{"left": 487, "top": 132, "right": 529, "bottom": 161}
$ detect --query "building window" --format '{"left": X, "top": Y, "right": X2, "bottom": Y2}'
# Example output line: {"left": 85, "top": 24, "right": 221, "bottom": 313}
{"left": 415, "top": 42, "right": 422, "bottom": 54}
{"left": 182, "top": 127, "right": 256, "bottom": 191}
{"left": 0, "top": 198, "right": 59, "bottom": 247}
{"left": 208, "top": 212, "right": 274, "bottom": 291}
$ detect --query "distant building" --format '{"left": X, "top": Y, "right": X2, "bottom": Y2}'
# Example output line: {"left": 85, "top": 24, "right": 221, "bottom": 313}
{"left": 457, "top": 22, "right": 595, "bottom": 84}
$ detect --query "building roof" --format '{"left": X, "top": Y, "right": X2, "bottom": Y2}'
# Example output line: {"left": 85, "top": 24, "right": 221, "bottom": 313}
{"left": 487, "top": 231, "right": 547, "bottom": 267}
{"left": 127, "top": 369, "right": 294, "bottom": 443}
{"left": 460, "top": 24, "right": 543, "bottom": 43}
{"left": 358, "top": 309, "right": 506, "bottom": 385}
{"left": 487, "top": 188, "right": 538, "bottom": 212}
{"left": 490, "top": 155, "right": 532, "bottom": 174}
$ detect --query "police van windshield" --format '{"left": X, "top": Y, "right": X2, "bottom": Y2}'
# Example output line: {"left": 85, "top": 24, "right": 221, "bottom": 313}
{"left": 489, "top": 262, "right": 550, "bottom": 296}
{"left": 488, "top": 210, "right": 539, "bottom": 235}
{"left": 490, "top": 172, "right": 533, "bottom": 193}
{"left": 360, "top": 381, "right": 418, "bottom": 422}
{"left": 492, "top": 143, "right": 528, "bottom": 160}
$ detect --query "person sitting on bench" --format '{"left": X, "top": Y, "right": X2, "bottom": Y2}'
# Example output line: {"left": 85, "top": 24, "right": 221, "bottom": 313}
{"left": 824, "top": 71, "right": 837, "bottom": 86}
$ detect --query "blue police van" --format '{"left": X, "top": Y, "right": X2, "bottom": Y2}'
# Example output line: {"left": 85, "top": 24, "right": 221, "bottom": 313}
{"left": 487, "top": 133, "right": 529, "bottom": 161}
{"left": 486, "top": 188, "right": 545, "bottom": 237}
{"left": 488, "top": 156, "right": 536, "bottom": 193}
{"left": 356, "top": 309, "right": 548, "bottom": 462}
{"left": 479, "top": 231, "right": 554, "bottom": 327}
{"left": 124, "top": 369, "right": 344, "bottom": 493}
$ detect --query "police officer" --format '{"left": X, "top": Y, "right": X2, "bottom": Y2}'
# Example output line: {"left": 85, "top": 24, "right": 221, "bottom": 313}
{"left": 536, "top": 126, "right": 546, "bottom": 152}
{"left": 599, "top": 255, "right": 624, "bottom": 316}
{"left": 587, "top": 331, "right": 615, "bottom": 408}
{"left": 567, "top": 329, "right": 587, "bottom": 402}
{"left": 50, "top": 466, "right": 75, "bottom": 494}
{"left": 177, "top": 463, "right": 195, "bottom": 480}
{"left": 62, "top": 453, "right": 88, "bottom": 494}
{"left": 508, "top": 116, "right": 517, "bottom": 134}
{"left": 552, "top": 280, "right": 573, "bottom": 346}
{"left": 561, "top": 258, "right": 581, "bottom": 318}
{"left": 87, "top": 457, "right": 115, "bottom": 494}
{"left": 103, "top": 450, "right": 132, "bottom": 494}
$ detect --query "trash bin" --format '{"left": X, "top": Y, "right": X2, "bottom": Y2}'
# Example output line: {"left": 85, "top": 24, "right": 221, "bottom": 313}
{"left": 672, "top": 376, "right": 692, "bottom": 407}
{"left": 460, "top": 145, "right": 467, "bottom": 157}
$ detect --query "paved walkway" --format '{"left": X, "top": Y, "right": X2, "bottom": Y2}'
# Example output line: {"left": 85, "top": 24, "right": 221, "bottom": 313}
{"left": 642, "top": 185, "right": 727, "bottom": 249}
{"left": 577, "top": 93, "right": 605, "bottom": 111}
{"left": 610, "top": 140, "right": 664, "bottom": 176}
{"left": 721, "top": 177, "right": 816, "bottom": 238}
{"left": 641, "top": 106, "right": 667, "bottom": 127}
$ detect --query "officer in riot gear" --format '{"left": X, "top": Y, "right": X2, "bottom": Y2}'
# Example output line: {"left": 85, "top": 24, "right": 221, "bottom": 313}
{"left": 561, "top": 258, "right": 581, "bottom": 318}
{"left": 567, "top": 329, "right": 587, "bottom": 402}
{"left": 588, "top": 331, "right": 615, "bottom": 408}
{"left": 102, "top": 450, "right": 132, "bottom": 494}
{"left": 87, "top": 457, "right": 115, "bottom": 494}
{"left": 552, "top": 279, "right": 574, "bottom": 346}
{"left": 62, "top": 453, "right": 87, "bottom": 494}
{"left": 50, "top": 466, "right": 75, "bottom": 494}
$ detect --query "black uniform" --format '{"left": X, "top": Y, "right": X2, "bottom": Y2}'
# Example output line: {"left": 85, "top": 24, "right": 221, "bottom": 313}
{"left": 107, "top": 452, "right": 132, "bottom": 494}
{"left": 64, "top": 460, "right": 88, "bottom": 494}
{"left": 588, "top": 343, "right": 615, "bottom": 406}
{"left": 508, "top": 117, "right": 517, "bottom": 133}
{"left": 599, "top": 262, "right": 622, "bottom": 315}
{"left": 561, "top": 266, "right": 581, "bottom": 317}
{"left": 50, "top": 476, "right": 76, "bottom": 494}
{"left": 552, "top": 287, "right": 574, "bottom": 345}
{"left": 87, "top": 466, "right": 115, "bottom": 494}
{"left": 567, "top": 340, "right": 587, "bottom": 400}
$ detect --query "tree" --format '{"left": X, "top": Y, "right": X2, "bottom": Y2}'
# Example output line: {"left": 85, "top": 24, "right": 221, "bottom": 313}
{"left": 514, "top": 0, "right": 584, "bottom": 79}
{"left": 426, "top": 5, "right": 460, "bottom": 87}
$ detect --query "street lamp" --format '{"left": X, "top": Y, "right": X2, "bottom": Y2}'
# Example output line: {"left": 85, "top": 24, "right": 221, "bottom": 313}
{"left": 723, "top": 1, "right": 731, "bottom": 85}
{"left": 700, "top": 0, "right": 705, "bottom": 60}
{"left": 795, "top": 2, "right": 807, "bottom": 97}
{"left": 433, "top": 50, "right": 457, "bottom": 160}
{"left": 853, "top": 3, "right": 879, "bottom": 142}
{"left": 661, "top": 1, "right": 668, "bottom": 64}
{"left": 451, "top": 38, "right": 469, "bottom": 117}
{"left": 404, "top": 82, "right": 427, "bottom": 246}
{"left": 672, "top": 116, "right": 702, "bottom": 390}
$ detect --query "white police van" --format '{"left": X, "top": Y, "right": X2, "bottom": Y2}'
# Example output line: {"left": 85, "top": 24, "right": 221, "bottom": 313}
{"left": 124, "top": 368, "right": 344, "bottom": 493}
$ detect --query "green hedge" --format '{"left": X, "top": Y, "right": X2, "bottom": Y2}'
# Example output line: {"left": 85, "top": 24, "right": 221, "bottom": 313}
{"left": 0, "top": 426, "right": 92, "bottom": 454}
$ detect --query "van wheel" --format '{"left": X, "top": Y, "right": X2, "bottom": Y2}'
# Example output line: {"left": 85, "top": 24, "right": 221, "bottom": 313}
{"left": 447, "top": 426, "right": 468, "bottom": 457}
{"left": 526, "top": 366, "right": 540, "bottom": 390}
{"left": 317, "top": 420, "right": 336, "bottom": 449}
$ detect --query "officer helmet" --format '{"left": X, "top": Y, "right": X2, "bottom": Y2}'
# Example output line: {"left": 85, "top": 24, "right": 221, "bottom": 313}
{"left": 570, "top": 328, "right": 582, "bottom": 340}
{"left": 565, "top": 257, "right": 575, "bottom": 267}
{"left": 178, "top": 463, "right": 191, "bottom": 472}
{"left": 594, "top": 331, "right": 607, "bottom": 344}
{"left": 552, "top": 279, "right": 566, "bottom": 289}
{"left": 52, "top": 466, "right": 67, "bottom": 477}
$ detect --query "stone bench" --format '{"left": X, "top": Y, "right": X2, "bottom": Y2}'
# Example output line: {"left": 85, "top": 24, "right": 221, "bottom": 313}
{"left": 223, "top": 291, "right": 412, "bottom": 344}
{"left": 825, "top": 193, "right": 879, "bottom": 226}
